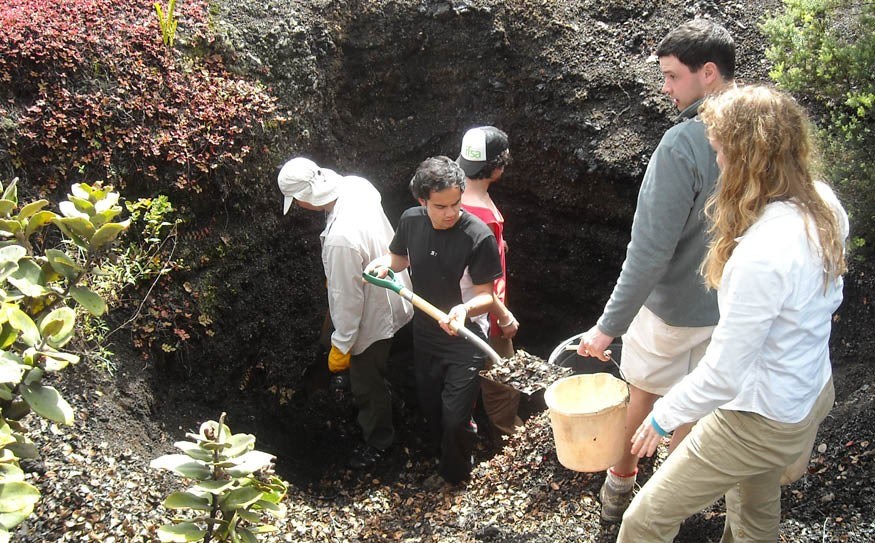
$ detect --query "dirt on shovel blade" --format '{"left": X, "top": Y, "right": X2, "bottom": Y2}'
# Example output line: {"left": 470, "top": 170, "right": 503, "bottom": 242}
{"left": 480, "top": 349, "right": 573, "bottom": 395}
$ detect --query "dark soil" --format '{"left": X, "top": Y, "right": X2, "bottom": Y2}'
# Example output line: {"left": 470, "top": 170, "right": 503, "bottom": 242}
{"left": 11, "top": 1, "right": 875, "bottom": 542}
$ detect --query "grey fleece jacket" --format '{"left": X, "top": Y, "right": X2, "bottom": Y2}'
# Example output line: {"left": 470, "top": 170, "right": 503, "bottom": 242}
{"left": 598, "top": 99, "right": 720, "bottom": 337}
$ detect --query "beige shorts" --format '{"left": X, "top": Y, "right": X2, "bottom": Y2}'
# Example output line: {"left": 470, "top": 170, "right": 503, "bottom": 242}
{"left": 620, "top": 305, "right": 714, "bottom": 396}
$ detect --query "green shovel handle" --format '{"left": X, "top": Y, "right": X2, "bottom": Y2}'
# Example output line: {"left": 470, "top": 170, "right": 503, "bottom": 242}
{"left": 362, "top": 268, "right": 405, "bottom": 294}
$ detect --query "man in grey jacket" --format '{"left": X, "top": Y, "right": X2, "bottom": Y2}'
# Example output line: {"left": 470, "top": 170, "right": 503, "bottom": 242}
{"left": 575, "top": 19, "right": 735, "bottom": 522}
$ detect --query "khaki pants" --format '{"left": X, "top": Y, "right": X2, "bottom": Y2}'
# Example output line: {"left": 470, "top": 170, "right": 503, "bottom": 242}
{"left": 618, "top": 378, "right": 834, "bottom": 543}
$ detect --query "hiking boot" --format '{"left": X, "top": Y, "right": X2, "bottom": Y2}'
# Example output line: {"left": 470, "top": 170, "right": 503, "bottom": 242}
{"left": 329, "top": 370, "right": 350, "bottom": 398}
{"left": 599, "top": 478, "right": 634, "bottom": 522}
{"left": 348, "top": 444, "right": 386, "bottom": 469}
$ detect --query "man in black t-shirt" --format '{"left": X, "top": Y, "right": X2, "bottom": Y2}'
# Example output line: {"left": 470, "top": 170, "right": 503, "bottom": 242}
{"left": 368, "top": 156, "right": 502, "bottom": 485}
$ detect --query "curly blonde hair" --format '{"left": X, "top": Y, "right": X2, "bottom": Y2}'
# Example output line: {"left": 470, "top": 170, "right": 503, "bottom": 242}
{"left": 699, "top": 85, "right": 847, "bottom": 289}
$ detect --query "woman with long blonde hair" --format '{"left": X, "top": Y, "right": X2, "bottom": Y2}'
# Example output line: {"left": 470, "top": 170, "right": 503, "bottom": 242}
{"left": 617, "top": 85, "right": 849, "bottom": 542}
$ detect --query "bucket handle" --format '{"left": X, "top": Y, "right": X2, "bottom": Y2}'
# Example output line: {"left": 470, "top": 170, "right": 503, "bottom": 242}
{"left": 565, "top": 345, "right": 630, "bottom": 401}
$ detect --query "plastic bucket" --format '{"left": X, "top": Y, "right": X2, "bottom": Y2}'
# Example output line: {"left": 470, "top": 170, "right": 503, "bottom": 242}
{"left": 544, "top": 373, "right": 629, "bottom": 472}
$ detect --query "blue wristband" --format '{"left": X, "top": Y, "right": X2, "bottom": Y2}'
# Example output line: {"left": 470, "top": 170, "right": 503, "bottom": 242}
{"left": 649, "top": 415, "right": 669, "bottom": 437}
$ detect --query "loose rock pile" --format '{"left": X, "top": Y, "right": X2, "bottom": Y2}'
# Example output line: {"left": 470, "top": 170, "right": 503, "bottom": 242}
{"left": 480, "top": 350, "right": 573, "bottom": 395}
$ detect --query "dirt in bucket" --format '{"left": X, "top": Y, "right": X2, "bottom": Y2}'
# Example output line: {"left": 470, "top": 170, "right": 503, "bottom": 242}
{"left": 480, "top": 349, "right": 573, "bottom": 395}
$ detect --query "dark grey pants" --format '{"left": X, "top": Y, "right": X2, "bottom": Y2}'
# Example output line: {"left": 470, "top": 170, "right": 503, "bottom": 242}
{"left": 350, "top": 339, "right": 394, "bottom": 451}
{"left": 414, "top": 349, "right": 484, "bottom": 483}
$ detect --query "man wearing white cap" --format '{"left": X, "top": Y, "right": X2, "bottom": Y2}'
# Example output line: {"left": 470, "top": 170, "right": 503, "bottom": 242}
{"left": 457, "top": 126, "right": 522, "bottom": 444}
{"left": 278, "top": 157, "right": 413, "bottom": 469}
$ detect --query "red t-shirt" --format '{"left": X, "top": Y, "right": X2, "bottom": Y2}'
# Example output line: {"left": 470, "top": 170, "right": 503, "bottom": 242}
{"left": 461, "top": 203, "right": 507, "bottom": 337}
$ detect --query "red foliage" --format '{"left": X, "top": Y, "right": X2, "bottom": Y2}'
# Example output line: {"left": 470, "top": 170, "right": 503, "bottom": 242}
{"left": 0, "top": 0, "right": 277, "bottom": 195}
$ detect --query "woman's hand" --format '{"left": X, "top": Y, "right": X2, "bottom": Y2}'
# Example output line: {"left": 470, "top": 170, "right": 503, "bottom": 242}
{"left": 630, "top": 414, "right": 665, "bottom": 458}
{"left": 576, "top": 325, "right": 614, "bottom": 361}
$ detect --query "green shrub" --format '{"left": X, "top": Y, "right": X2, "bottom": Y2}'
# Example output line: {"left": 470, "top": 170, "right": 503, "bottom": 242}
{"left": 0, "top": 179, "right": 128, "bottom": 539}
{"left": 0, "top": 0, "right": 278, "bottom": 198}
{"left": 77, "top": 194, "right": 183, "bottom": 371}
{"left": 762, "top": 0, "right": 875, "bottom": 248}
{"left": 151, "top": 413, "right": 288, "bottom": 543}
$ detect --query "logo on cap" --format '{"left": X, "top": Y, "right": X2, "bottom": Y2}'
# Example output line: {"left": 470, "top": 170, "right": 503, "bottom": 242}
{"left": 461, "top": 130, "right": 487, "bottom": 162}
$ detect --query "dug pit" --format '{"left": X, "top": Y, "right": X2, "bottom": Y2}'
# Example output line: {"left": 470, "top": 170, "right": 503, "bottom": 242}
{"left": 146, "top": 0, "right": 784, "bottom": 485}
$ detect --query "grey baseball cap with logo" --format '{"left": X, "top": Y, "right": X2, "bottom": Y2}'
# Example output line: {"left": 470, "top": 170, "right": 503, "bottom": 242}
{"left": 456, "top": 126, "right": 509, "bottom": 177}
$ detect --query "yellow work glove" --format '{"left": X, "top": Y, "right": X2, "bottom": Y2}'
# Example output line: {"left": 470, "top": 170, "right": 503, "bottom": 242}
{"left": 328, "top": 345, "right": 351, "bottom": 373}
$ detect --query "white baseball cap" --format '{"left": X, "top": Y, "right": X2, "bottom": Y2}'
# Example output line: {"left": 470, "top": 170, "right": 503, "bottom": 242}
{"left": 456, "top": 126, "right": 509, "bottom": 177}
{"left": 277, "top": 157, "right": 340, "bottom": 214}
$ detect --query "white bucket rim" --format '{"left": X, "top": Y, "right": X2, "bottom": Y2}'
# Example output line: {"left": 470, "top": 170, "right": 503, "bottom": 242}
{"left": 544, "top": 373, "right": 629, "bottom": 417}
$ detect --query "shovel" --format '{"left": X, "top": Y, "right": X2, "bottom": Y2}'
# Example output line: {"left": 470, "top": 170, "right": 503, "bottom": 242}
{"left": 363, "top": 269, "right": 502, "bottom": 365}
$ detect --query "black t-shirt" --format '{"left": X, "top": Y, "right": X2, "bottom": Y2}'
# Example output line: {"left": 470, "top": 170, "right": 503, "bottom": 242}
{"left": 390, "top": 207, "right": 503, "bottom": 358}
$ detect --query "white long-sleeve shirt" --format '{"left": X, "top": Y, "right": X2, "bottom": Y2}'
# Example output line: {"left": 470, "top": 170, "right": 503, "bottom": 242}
{"left": 322, "top": 177, "right": 413, "bottom": 356}
{"left": 653, "top": 182, "right": 848, "bottom": 431}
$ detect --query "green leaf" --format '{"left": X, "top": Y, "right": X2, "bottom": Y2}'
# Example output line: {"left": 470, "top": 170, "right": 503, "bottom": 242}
{"left": 174, "top": 441, "right": 214, "bottom": 463}
{"left": 70, "top": 286, "right": 107, "bottom": 316}
{"left": 20, "top": 383, "right": 74, "bottom": 425}
{"left": 0, "top": 511, "right": 29, "bottom": 534}
{"left": 89, "top": 221, "right": 129, "bottom": 252}
{"left": 0, "top": 201, "right": 15, "bottom": 218}
{"left": 0, "top": 263, "right": 17, "bottom": 285}
{"left": 39, "top": 307, "right": 76, "bottom": 349}
{"left": 0, "top": 357, "right": 26, "bottom": 384}
{"left": 149, "top": 454, "right": 211, "bottom": 479}
{"left": 0, "top": 181, "right": 16, "bottom": 205}
{"left": 68, "top": 196, "right": 95, "bottom": 216}
{"left": 0, "top": 325, "right": 16, "bottom": 350}
{"left": 0, "top": 247, "right": 25, "bottom": 264}
{"left": 22, "top": 366, "right": 42, "bottom": 386}
{"left": 7, "top": 259, "right": 47, "bottom": 297}
{"left": 156, "top": 522, "right": 207, "bottom": 543}
{"left": 5, "top": 307, "right": 39, "bottom": 347}
{"left": 15, "top": 200, "right": 48, "bottom": 221}
{"left": 219, "top": 487, "right": 262, "bottom": 511}
{"left": 223, "top": 450, "right": 274, "bottom": 478}
{"left": 235, "top": 508, "right": 261, "bottom": 523}
{"left": 58, "top": 201, "right": 89, "bottom": 220}
{"left": 90, "top": 209, "right": 123, "bottom": 228}
{"left": 2, "top": 400, "right": 30, "bottom": 421}
{"left": 0, "top": 481, "right": 39, "bottom": 515}
{"left": 24, "top": 210, "right": 57, "bottom": 239}
{"left": 94, "top": 192, "right": 120, "bottom": 213}
{"left": 164, "top": 491, "right": 211, "bottom": 511}
{"left": 40, "top": 350, "right": 79, "bottom": 372}
{"left": 6, "top": 434, "right": 38, "bottom": 460}
{"left": 234, "top": 526, "right": 258, "bottom": 543}
{"left": 0, "top": 464, "right": 24, "bottom": 483}
{"left": 221, "top": 433, "right": 255, "bottom": 459}
{"left": 0, "top": 220, "right": 19, "bottom": 236}
{"left": 193, "top": 479, "right": 236, "bottom": 495}
{"left": 45, "top": 249, "right": 83, "bottom": 281}
{"left": 70, "top": 183, "right": 91, "bottom": 200}
{"left": 249, "top": 523, "right": 279, "bottom": 533}
{"left": 52, "top": 217, "right": 93, "bottom": 248}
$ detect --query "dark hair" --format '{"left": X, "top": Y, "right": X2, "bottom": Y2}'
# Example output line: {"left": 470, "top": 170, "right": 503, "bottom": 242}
{"left": 656, "top": 19, "right": 735, "bottom": 80}
{"left": 469, "top": 149, "right": 512, "bottom": 180}
{"left": 409, "top": 156, "right": 466, "bottom": 200}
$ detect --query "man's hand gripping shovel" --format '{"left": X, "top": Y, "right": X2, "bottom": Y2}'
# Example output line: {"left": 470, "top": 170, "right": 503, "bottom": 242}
{"left": 363, "top": 268, "right": 502, "bottom": 366}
